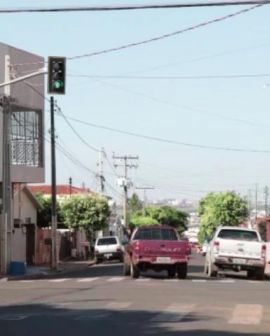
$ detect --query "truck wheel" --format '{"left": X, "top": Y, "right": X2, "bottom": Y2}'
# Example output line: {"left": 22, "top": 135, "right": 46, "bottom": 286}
{"left": 167, "top": 268, "right": 176, "bottom": 278}
{"left": 255, "top": 269, "right": 265, "bottom": 281}
{"left": 177, "top": 263, "right": 187, "bottom": 279}
{"left": 123, "top": 261, "right": 131, "bottom": 276}
{"left": 247, "top": 269, "right": 255, "bottom": 279}
{"left": 130, "top": 262, "right": 140, "bottom": 279}
{"left": 207, "top": 259, "right": 218, "bottom": 278}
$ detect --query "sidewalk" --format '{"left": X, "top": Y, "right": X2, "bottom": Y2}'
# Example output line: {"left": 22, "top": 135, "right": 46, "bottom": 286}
{"left": 0, "top": 258, "right": 96, "bottom": 281}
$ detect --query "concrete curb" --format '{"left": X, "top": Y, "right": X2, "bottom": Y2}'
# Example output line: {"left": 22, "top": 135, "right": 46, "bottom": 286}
{"left": 5, "top": 259, "right": 96, "bottom": 281}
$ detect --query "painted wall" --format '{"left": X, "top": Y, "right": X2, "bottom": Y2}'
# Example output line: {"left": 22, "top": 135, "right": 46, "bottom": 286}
{"left": 0, "top": 42, "right": 45, "bottom": 183}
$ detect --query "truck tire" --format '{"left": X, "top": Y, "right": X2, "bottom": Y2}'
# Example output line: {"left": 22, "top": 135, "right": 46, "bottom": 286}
{"left": 130, "top": 262, "right": 140, "bottom": 279}
{"left": 167, "top": 268, "right": 176, "bottom": 278}
{"left": 123, "top": 261, "right": 131, "bottom": 276}
{"left": 207, "top": 259, "right": 218, "bottom": 278}
{"left": 177, "top": 263, "right": 187, "bottom": 279}
{"left": 255, "top": 269, "right": 265, "bottom": 281}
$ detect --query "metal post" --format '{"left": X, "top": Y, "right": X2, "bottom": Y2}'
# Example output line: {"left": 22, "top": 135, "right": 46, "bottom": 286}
{"left": 50, "top": 96, "right": 57, "bottom": 270}
{"left": 0, "top": 96, "right": 11, "bottom": 274}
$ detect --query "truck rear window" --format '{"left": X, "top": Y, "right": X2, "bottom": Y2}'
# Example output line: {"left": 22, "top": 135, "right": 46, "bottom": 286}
{"left": 218, "top": 229, "right": 259, "bottom": 242}
{"left": 97, "top": 237, "right": 117, "bottom": 245}
{"left": 133, "top": 228, "right": 178, "bottom": 241}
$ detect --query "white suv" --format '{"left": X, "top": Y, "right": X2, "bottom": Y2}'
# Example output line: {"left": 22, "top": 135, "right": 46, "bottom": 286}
{"left": 94, "top": 236, "right": 123, "bottom": 263}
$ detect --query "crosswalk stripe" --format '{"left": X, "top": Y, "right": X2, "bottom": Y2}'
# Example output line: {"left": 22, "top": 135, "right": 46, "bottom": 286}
{"left": 105, "top": 302, "right": 131, "bottom": 310}
{"left": 49, "top": 279, "right": 68, "bottom": 283}
{"left": 77, "top": 277, "right": 99, "bottom": 283}
{"left": 151, "top": 303, "right": 195, "bottom": 322}
{"left": 19, "top": 280, "right": 34, "bottom": 283}
{"left": 135, "top": 278, "right": 150, "bottom": 282}
{"left": 163, "top": 279, "right": 179, "bottom": 282}
{"left": 107, "top": 277, "right": 125, "bottom": 282}
{"left": 192, "top": 280, "right": 206, "bottom": 283}
{"left": 229, "top": 304, "right": 263, "bottom": 325}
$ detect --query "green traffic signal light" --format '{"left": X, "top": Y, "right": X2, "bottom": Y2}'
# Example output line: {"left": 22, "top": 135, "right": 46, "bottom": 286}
{"left": 48, "top": 57, "right": 66, "bottom": 95}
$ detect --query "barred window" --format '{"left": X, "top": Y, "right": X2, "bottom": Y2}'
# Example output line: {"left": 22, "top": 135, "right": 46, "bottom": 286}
{"left": 10, "top": 110, "right": 43, "bottom": 167}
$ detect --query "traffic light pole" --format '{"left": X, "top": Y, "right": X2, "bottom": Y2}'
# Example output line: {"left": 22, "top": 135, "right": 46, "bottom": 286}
{"left": 50, "top": 96, "right": 58, "bottom": 270}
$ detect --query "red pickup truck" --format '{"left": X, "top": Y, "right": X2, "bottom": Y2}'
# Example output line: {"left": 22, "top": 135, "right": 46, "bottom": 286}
{"left": 123, "top": 225, "right": 190, "bottom": 279}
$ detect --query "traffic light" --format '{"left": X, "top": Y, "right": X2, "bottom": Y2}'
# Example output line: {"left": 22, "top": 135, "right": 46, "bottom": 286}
{"left": 48, "top": 56, "right": 66, "bottom": 94}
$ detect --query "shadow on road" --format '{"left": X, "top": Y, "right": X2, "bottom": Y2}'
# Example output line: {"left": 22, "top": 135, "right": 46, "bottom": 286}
{"left": 0, "top": 303, "right": 268, "bottom": 336}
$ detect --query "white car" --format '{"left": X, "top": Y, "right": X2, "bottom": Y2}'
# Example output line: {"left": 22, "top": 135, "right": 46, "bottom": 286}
{"left": 94, "top": 236, "right": 123, "bottom": 263}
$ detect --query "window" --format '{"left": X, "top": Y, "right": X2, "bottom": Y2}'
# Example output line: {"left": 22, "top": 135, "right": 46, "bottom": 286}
{"left": 10, "top": 110, "right": 43, "bottom": 167}
{"left": 218, "top": 229, "right": 259, "bottom": 242}
{"left": 97, "top": 237, "right": 117, "bottom": 245}
{"left": 134, "top": 228, "right": 178, "bottom": 241}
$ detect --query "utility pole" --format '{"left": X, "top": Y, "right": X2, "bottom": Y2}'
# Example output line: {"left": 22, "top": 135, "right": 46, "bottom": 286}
{"left": 113, "top": 155, "right": 139, "bottom": 227}
{"left": 0, "top": 96, "right": 11, "bottom": 274}
{"left": 264, "top": 186, "right": 269, "bottom": 216}
{"left": 50, "top": 96, "right": 58, "bottom": 270}
{"left": 0, "top": 55, "right": 12, "bottom": 274}
{"left": 69, "top": 177, "right": 72, "bottom": 197}
{"left": 255, "top": 183, "right": 258, "bottom": 227}
{"left": 97, "top": 149, "right": 105, "bottom": 194}
{"left": 135, "top": 186, "right": 155, "bottom": 214}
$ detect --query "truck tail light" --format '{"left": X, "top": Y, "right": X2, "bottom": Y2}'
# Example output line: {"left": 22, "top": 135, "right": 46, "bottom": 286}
{"left": 213, "top": 241, "right": 220, "bottom": 252}
{"left": 261, "top": 244, "right": 267, "bottom": 260}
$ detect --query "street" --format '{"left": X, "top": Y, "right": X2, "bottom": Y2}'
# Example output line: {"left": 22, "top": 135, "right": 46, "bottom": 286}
{"left": 1, "top": 254, "right": 270, "bottom": 336}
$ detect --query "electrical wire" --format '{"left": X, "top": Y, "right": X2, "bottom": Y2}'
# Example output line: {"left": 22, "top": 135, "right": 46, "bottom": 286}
{"left": 68, "top": 4, "right": 263, "bottom": 61}
{"left": 0, "top": 1, "right": 269, "bottom": 14}
{"left": 10, "top": 3, "right": 264, "bottom": 68}
{"left": 69, "top": 73, "right": 270, "bottom": 80}
{"left": 63, "top": 115, "right": 270, "bottom": 154}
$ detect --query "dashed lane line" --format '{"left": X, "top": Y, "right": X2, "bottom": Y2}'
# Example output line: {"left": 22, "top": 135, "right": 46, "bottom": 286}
{"left": 229, "top": 304, "right": 263, "bottom": 325}
{"left": 150, "top": 303, "right": 196, "bottom": 322}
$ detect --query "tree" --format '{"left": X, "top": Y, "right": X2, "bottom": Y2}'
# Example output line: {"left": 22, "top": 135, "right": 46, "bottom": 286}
{"left": 130, "top": 205, "right": 188, "bottom": 234}
{"left": 128, "top": 193, "right": 143, "bottom": 213}
{"left": 198, "top": 191, "right": 248, "bottom": 244}
{"left": 34, "top": 192, "right": 63, "bottom": 227}
{"left": 60, "top": 195, "right": 110, "bottom": 243}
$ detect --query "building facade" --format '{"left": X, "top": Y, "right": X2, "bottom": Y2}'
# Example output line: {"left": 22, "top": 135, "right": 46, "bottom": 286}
{"left": 0, "top": 43, "right": 45, "bottom": 272}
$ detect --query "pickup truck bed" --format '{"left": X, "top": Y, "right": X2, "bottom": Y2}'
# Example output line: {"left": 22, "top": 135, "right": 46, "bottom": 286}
{"left": 123, "top": 225, "right": 190, "bottom": 279}
{"left": 205, "top": 226, "right": 266, "bottom": 280}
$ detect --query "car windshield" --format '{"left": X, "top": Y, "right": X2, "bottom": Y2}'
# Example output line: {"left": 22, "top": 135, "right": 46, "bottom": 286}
{"left": 218, "top": 229, "right": 259, "bottom": 242}
{"left": 133, "top": 228, "right": 178, "bottom": 241}
{"left": 97, "top": 237, "right": 117, "bottom": 245}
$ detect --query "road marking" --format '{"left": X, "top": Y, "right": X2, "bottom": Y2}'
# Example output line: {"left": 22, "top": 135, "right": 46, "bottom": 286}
{"left": 151, "top": 303, "right": 195, "bottom": 322}
{"left": 77, "top": 277, "right": 99, "bottom": 283}
{"left": 49, "top": 278, "right": 68, "bottom": 283}
{"left": 19, "top": 280, "right": 34, "bottom": 283}
{"left": 135, "top": 278, "right": 150, "bottom": 282}
{"left": 163, "top": 279, "right": 179, "bottom": 282}
{"left": 215, "top": 279, "right": 235, "bottom": 283}
{"left": 229, "top": 304, "right": 263, "bottom": 325}
{"left": 107, "top": 277, "right": 125, "bottom": 282}
{"left": 192, "top": 279, "right": 207, "bottom": 283}
{"left": 106, "top": 302, "right": 131, "bottom": 310}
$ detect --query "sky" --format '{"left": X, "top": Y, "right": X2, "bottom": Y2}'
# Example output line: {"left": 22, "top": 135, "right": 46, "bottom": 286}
{"left": 1, "top": 0, "right": 270, "bottom": 204}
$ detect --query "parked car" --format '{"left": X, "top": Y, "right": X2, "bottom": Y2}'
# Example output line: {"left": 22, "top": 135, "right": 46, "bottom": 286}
{"left": 205, "top": 226, "right": 266, "bottom": 280}
{"left": 123, "top": 225, "right": 190, "bottom": 279}
{"left": 94, "top": 236, "right": 123, "bottom": 263}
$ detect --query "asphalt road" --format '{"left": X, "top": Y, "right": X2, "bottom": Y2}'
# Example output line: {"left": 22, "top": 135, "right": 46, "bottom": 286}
{"left": 1, "top": 254, "right": 270, "bottom": 336}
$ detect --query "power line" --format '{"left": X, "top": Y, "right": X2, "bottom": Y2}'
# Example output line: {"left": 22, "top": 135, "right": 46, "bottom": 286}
{"left": 63, "top": 115, "right": 270, "bottom": 154}
{"left": 10, "top": 3, "right": 264, "bottom": 69}
{"left": 69, "top": 73, "right": 270, "bottom": 80}
{"left": 0, "top": 1, "right": 269, "bottom": 14}
{"left": 68, "top": 4, "right": 263, "bottom": 61}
